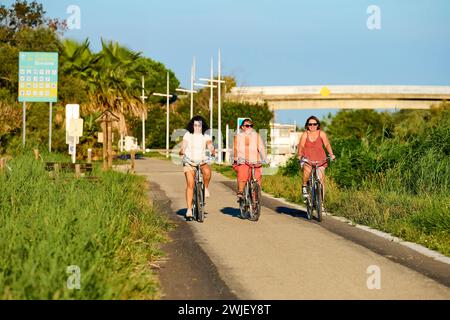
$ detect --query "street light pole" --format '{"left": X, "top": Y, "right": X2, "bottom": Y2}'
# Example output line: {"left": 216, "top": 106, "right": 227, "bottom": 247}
{"left": 191, "top": 57, "right": 196, "bottom": 119}
{"left": 218, "top": 49, "right": 222, "bottom": 164}
{"left": 197, "top": 58, "right": 216, "bottom": 137}
{"left": 201, "top": 50, "right": 225, "bottom": 163}
{"left": 153, "top": 72, "right": 173, "bottom": 158}
{"left": 176, "top": 57, "right": 198, "bottom": 119}
{"left": 140, "top": 75, "right": 148, "bottom": 153}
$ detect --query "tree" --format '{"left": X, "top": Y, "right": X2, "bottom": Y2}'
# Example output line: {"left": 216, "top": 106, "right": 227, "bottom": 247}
{"left": 0, "top": 0, "right": 65, "bottom": 44}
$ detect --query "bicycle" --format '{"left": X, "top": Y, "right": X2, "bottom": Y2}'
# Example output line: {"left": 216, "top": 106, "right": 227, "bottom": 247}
{"left": 184, "top": 156, "right": 213, "bottom": 223}
{"left": 237, "top": 161, "right": 263, "bottom": 222}
{"left": 300, "top": 156, "right": 332, "bottom": 222}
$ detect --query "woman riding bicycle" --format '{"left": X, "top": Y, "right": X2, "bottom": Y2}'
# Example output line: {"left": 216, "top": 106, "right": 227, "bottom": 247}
{"left": 297, "top": 116, "right": 335, "bottom": 201}
{"left": 179, "top": 115, "right": 216, "bottom": 220}
{"left": 233, "top": 118, "right": 267, "bottom": 201}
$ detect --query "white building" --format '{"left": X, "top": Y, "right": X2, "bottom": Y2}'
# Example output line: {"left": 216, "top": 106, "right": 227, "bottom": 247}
{"left": 119, "top": 136, "right": 139, "bottom": 152}
{"left": 269, "top": 123, "right": 302, "bottom": 167}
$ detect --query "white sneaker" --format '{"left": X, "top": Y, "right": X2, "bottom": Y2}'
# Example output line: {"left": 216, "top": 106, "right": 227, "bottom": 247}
{"left": 302, "top": 186, "right": 308, "bottom": 199}
{"left": 205, "top": 188, "right": 210, "bottom": 198}
{"left": 186, "top": 208, "right": 193, "bottom": 219}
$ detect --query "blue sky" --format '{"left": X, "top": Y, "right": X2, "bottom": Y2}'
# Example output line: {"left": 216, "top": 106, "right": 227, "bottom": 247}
{"left": 5, "top": 0, "right": 450, "bottom": 124}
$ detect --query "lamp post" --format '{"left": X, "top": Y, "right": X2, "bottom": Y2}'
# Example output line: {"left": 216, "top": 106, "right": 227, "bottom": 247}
{"left": 201, "top": 50, "right": 225, "bottom": 163}
{"left": 153, "top": 72, "right": 173, "bottom": 158}
{"left": 140, "top": 75, "right": 148, "bottom": 153}
{"left": 197, "top": 58, "right": 217, "bottom": 138}
{"left": 176, "top": 57, "right": 197, "bottom": 118}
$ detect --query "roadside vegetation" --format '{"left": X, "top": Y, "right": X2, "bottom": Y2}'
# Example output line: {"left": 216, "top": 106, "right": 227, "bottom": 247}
{"left": 264, "top": 103, "right": 450, "bottom": 256}
{"left": 0, "top": 153, "right": 172, "bottom": 299}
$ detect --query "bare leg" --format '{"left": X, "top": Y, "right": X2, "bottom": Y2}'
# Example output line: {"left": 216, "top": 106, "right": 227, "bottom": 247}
{"left": 318, "top": 167, "right": 326, "bottom": 200}
{"left": 201, "top": 164, "right": 212, "bottom": 188}
{"left": 185, "top": 171, "right": 195, "bottom": 210}
{"left": 238, "top": 181, "right": 246, "bottom": 193}
{"left": 302, "top": 164, "right": 312, "bottom": 186}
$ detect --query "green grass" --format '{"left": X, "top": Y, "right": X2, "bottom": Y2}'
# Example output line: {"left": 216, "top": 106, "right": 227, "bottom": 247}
{"left": 211, "top": 164, "right": 236, "bottom": 179}
{"left": 261, "top": 172, "right": 450, "bottom": 257}
{"left": 326, "top": 185, "right": 450, "bottom": 256}
{"left": 0, "top": 153, "right": 172, "bottom": 299}
{"left": 145, "top": 151, "right": 172, "bottom": 160}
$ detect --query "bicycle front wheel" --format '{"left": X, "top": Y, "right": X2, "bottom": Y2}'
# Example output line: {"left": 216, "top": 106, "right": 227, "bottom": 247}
{"left": 239, "top": 183, "right": 250, "bottom": 219}
{"left": 306, "top": 182, "right": 313, "bottom": 220}
{"left": 196, "top": 183, "right": 205, "bottom": 223}
{"left": 315, "top": 182, "right": 323, "bottom": 222}
{"left": 249, "top": 181, "right": 261, "bottom": 222}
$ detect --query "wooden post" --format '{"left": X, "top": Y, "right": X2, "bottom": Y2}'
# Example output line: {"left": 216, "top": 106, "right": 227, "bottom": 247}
{"left": 33, "top": 149, "right": 40, "bottom": 160}
{"left": 101, "top": 121, "right": 107, "bottom": 171}
{"left": 107, "top": 121, "right": 113, "bottom": 169}
{"left": 87, "top": 149, "right": 92, "bottom": 164}
{"left": 54, "top": 163, "right": 60, "bottom": 176}
{"left": 0, "top": 158, "right": 5, "bottom": 173}
{"left": 131, "top": 149, "right": 136, "bottom": 174}
{"left": 75, "top": 164, "right": 81, "bottom": 178}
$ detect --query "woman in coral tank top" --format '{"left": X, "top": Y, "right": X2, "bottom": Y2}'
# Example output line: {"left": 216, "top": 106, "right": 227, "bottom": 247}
{"left": 297, "top": 116, "right": 336, "bottom": 204}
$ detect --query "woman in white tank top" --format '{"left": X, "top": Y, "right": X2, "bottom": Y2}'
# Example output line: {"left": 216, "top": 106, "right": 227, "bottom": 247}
{"left": 179, "top": 116, "right": 216, "bottom": 220}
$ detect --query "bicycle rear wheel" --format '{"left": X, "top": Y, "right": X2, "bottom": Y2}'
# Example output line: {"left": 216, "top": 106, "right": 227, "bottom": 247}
{"left": 315, "top": 182, "right": 323, "bottom": 222}
{"left": 196, "top": 182, "right": 205, "bottom": 223}
{"left": 249, "top": 181, "right": 261, "bottom": 222}
{"left": 239, "top": 183, "right": 250, "bottom": 219}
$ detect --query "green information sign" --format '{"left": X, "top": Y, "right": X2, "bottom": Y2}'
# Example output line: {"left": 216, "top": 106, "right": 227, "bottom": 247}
{"left": 18, "top": 52, "right": 58, "bottom": 103}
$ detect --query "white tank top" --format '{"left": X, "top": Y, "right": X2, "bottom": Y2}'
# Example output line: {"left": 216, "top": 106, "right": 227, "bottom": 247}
{"left": 183, "top": 132, "right": 211, "bottom": 162}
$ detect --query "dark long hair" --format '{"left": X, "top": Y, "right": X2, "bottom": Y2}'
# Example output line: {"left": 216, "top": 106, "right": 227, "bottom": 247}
{"left": 186, "top": 115, "right": 210, "bottom": 135}
{"left": 304, "top": 116, "right": 321, "bottom": 131}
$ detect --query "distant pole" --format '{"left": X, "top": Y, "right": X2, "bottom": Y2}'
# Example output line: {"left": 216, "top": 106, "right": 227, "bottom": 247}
{"left": 209, "top": 58, "right": 214, "bottom": 137}
{"left": 199, "top": 52, "right": 225, "bottom": 163}
{"left": 22, "top": 102, "right": 26, "bottom": 147}
{"left": 218, "top": 49, "right": 222, "bottom": 164}
{"left": 140, "top": 75, "right": 148, "bottom": 153}
{"left": 166, "top": 72, "right": 170, "bottom": 158}
{"left": 49, "top": 102, "right": 53, "bottom": 152}
{"left": 191, "top": 57, "right": 196, "bottom": 118}
{"left": 225, "top": 123, "right": 230, "bottom": 164}
{"left": 153, "top": 72, "right": 173, "bottom": 158}
{"left": 196, "top": 58, "right": 217, "bottom": 137}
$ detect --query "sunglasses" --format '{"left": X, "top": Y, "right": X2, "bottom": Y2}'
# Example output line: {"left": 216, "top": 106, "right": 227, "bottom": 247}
{"left": 243, "top": 124, "right": 254, "bottom": 128}
{"left": 307, "top": 123, "right": 319, "bottom": 127}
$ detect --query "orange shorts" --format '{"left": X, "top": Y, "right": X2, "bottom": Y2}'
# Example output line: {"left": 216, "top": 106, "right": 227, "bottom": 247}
{"left": 233, "top": 163, "right": 262, "bottom": 184}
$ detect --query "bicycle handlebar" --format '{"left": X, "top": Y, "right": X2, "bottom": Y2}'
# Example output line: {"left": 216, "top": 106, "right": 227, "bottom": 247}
{"left": 300, "top": 156, "right": 334, "bottom": 167}
{"left": 183, "top": 156, "right": 215, "bottom": 167}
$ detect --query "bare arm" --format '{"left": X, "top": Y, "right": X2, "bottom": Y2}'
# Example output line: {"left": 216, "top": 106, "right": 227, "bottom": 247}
{"left": 321, "top": 132, "right": 335, "bottom": 159}
{"left": 233, "top": 135, "right": 238, "bottom": 162}
{"left": 257, "top": 134, "right": 267, "bottom": 162}
{"left": 206, "top": 139, "right": 215, "bottom": 156}
{"left": 179, "top": 139, "right": 187, "bottom": 156}
{"left": 297, "top": 133, "right": 307, "bottom": 159}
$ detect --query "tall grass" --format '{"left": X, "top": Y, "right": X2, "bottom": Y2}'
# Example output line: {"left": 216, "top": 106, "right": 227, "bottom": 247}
{"left": 0, "top": 154, "right": 171, "bottom": 299}
{"left": 326, "top": 183, "right": 450, "bottom": 256}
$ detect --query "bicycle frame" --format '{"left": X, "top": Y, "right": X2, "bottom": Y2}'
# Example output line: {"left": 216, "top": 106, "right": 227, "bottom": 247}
{"left": 184, "top": 156, "right": 211, "bottom": 223}
{"left": 239, "top": 161, "right": 262, "bottom": 221}
{"left": 303, "top": 157, "right": 330, "bottom": 222}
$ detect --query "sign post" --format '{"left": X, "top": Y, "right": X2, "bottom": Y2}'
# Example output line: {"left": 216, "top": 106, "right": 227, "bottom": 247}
{"left": 18, "top": 52, "right": 58, "bottom": 150}
{"left": 66, "top": 104, "right": 82, "bottom": 164}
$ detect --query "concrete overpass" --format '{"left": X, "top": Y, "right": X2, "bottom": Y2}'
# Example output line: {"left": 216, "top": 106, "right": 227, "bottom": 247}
{"left": 226, "top": 85, "right": 450, "bottom": 110}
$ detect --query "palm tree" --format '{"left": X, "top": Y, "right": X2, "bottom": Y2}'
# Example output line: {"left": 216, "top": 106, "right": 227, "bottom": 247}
{"left": 85, "top": 39, "right": 144, "bottom": 169}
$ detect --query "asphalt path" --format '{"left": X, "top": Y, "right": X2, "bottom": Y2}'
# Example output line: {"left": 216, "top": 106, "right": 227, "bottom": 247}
{"left": 136, "top": 158, "right": 450, "bottom": 300}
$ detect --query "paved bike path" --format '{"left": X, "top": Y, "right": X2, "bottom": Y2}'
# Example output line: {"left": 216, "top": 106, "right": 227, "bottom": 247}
{"left": 136, "top": 158, "right": 450, "bottom": 300}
